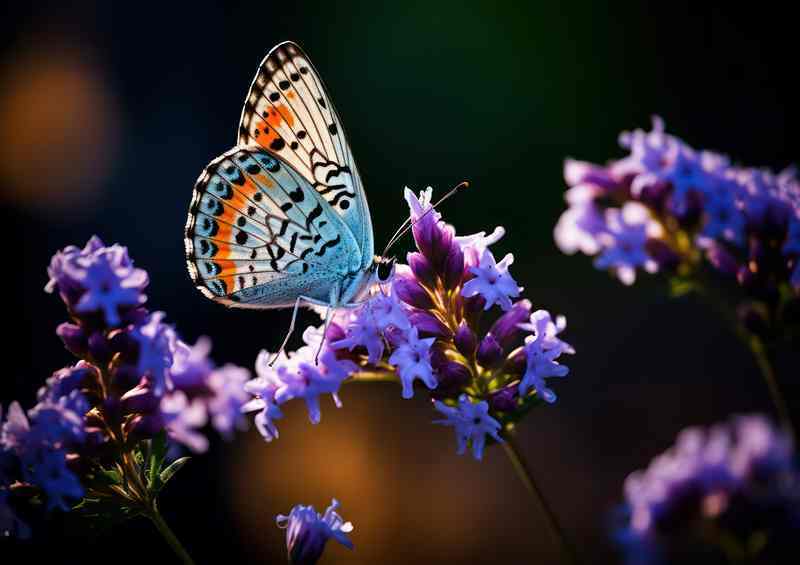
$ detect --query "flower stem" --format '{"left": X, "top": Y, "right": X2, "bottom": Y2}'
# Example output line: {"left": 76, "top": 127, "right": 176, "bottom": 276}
{"left": 147, "top": 503, "right": 197, "bottom": 565}
{"left": 501, "top": 433, "right": 579, "bottom": 565}
{"left": 745, "top": 334, "right": 795, "bottom": 443}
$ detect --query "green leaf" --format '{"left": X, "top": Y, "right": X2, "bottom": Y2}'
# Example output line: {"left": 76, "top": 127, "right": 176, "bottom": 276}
{"left": 148, "top": 431, "right": 168, "bottom": 490}
{"left": 158, "top": 457, "right": 191, "bottom": 490}
{"left": 98, "top": 467, "right": 123, "bottom": 485}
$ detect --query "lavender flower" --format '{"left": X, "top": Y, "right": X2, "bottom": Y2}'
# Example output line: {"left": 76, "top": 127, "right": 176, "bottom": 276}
{"left": 388, "top": 327, "right": 438, "bottom": 399}
{"left": 617, "top": 415, "right": 800, "bottom": 564}
{"left": 276, "top": 498, "right": 354, "bottom": 565}
{"left": 244, "top": 186, "right": 574, "bottom": 463}
{"left": 461, "top": 250, "right": 521, "bottom": 310}
{"left": 556, "top": 117, "right": 800, "bottom": 299}
{"left": 434, "top": 394, "right": 503, "bottom": 460}
{"left": 45, "top": 236, "right": 148, "bottom": 327}
{"left": 2, "top": 235, "right": 250, "bottom": 538}
{"left": 206, "top": 365, "right": 250, "bottom": 439}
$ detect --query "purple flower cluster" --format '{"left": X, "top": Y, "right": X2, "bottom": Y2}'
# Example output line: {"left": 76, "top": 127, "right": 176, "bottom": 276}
{"left": 555, "top": 117, "right": 800, "bottom": 295}
{"left": 618, "top": 415, "right": 800, "bottom": 563}
{"left": 1, "top": 236, "right": 250, "bottom": 535}
{"left": 244, "top": 188, "right": 574, "bottom": 460}
{"left": 276, "top": 498, "right": 354, "bottom": 565}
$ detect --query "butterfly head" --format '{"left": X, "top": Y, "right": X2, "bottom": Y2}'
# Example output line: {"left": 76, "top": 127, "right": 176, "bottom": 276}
{"left": 373, "top": 255, "right": 397, "bottom": 284}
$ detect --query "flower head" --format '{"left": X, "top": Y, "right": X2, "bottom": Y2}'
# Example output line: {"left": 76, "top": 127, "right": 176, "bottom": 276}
{"left": 618, "top": 415, "right": 800, "bottom": 564}
{"left": 387, "top": 327, "right": 437, "bottom": 399}
{"left": 277, "top": 498, "right": 354, "bottom": 565}
{"left": 434, "top": 394, "right": 503, "bottom": 460}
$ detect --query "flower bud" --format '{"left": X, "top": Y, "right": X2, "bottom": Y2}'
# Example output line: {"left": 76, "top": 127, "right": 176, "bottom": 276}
{"left": 476, "top": 334, "right": 503, "bottom": 368}
{"left": 408, "top": 311, "right": 451, "bottom": 338}
{"left": 434, "top": 360, "right": 471, "bottom": 392}
{"left": 56, "top": 323, "right": 88, "bottom": 357}
{"left": 120, "top": 382, "right": 161, "bottom": 414}
{"left": 442, "top": 244, "right": 465, "bottom": 289}
{"left": 393, "top": 273, "right": 434, "bottom": 310}
{"left": 124, "top": 413, "right": 165, "bottom": 441}
{"left": 407, "top": 252, "right": 436, "bottom": 288}
{"left": 489, "top": 384, "right": 519, "bottom": 412}
{"left": 88, "top": 331, "right": 114, "bottom": 365}
{"left": 489, "top": 299, "right": 531, "bottom": 351}
{"left": 454, "top": 321, "right": 477, "bottom": 357}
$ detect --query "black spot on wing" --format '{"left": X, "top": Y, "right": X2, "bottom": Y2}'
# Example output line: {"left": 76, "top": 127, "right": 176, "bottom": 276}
{"left": 315, "top": 235, "right": 341, "bottom": 256}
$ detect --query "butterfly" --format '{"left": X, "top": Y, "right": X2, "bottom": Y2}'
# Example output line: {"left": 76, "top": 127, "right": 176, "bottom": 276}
{"left": 184, "top": 41, "right": 398, "bottom": 356}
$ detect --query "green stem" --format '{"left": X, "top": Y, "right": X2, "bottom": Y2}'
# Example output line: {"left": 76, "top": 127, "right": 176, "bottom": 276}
{"left": 347, "top": 370, "right": 399, "bottom": 385}
{"left": 692, "top": 282, "right": 796, "bottom": 442}
{"left": 147, "top": 503, "right": 196, "bottom": 565}
{"left": 745, "top": 335, "right": 795, "bottom": 443}
{"left": 502, "top": 434, "right": 579, "bottom": 565}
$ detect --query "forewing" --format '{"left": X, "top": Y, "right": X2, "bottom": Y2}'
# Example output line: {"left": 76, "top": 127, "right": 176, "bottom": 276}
{"left": 185, "top": 147, "right": 359, "bottom": 308}
{"left": 237, "top": 41, "right": 373, "bottom": 262}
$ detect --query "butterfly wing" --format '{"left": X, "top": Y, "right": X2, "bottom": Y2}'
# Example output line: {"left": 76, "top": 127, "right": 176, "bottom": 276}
{"left": 184, "top": 147, "right": 363, "bottom": 309}
{"left": 237, "top": 41, "right": 374, "bottom": 267}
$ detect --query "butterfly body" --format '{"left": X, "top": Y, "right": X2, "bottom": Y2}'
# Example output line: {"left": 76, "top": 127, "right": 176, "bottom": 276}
{"left": 185, "top": 41, "right": 382, "bottom": 315}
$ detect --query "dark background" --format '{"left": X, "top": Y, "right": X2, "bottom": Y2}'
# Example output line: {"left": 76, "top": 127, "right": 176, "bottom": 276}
{"left": 1, "top": 2, "right": 797, "bottom": 563}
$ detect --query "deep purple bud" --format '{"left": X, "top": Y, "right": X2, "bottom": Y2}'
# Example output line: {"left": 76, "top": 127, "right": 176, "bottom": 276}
{"left": 454, "top": 321, "right": 477, "bottom": 357}
{"left": 489, "top": 299, "right": 532, "bottom": 351}
{"left": 120, "top": 383, "right": 161, "bottom": 414}
{"left": 88, "top": 331, "right": 114, "bottom": 364}
{"left": 414, "top": 220, "right": 454, "bottom": 271}
{"left": 57, "top": 323, "right": 89, "bottom": 357}
{"left": 125, "top": 413, "right": 165, "bottom": 440}
{"left": 477, "top": 334, "right": 503, "bottom": 368}
{"left": 408, "top": 311, "right": 451, "bottom": 338}
{"left": 407, "top": 252, "right": 436, "bottom": 288}
{"left": 706, "top": 244, "right": 739, "bottom": 276}
{"left": 442, "top": 244, "right": 465, "bottom": 289}
{"left": 394, "top": 273, "right": 435, "bottom": 309}
{"left": 435, "top": 360, "right": 471, "bottom": 391}
{"left": 489, "top": 384, "right": 519, "bottom": 412}
{"left": 645, "top": 239, "right": 680, "bottom": 271}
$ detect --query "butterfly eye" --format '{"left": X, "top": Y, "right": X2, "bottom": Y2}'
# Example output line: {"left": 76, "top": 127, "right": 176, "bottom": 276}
{"left": 376, "top": 258, "right": 396, "bottom": 282}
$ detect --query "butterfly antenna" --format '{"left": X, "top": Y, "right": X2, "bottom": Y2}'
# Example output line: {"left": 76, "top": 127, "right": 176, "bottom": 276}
{"left": 381, "top": 181, "right": 469, "bottom": 257}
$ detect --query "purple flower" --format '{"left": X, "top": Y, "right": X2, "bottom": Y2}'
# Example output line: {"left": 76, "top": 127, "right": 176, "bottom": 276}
{"left": 554, "top": 183, "right": 609, "bottom": 256}
{"left": 168, "top": 336, "right": 214, "bottom": 392}
{"left": 594, "top": 203, "right": 660, "bottom": 286}
{"left": 70, "top": 247, "right": 148, "bottom": 326}
{"left": 454, "top": 226, "right": 506, "bottom": 268}
{"left": 160, "top": 391, "right": 208, "bottom": 453}
{"left": 461, "top": 250, "right": 521, "bottom": 311}
{"left": 518, "top": 311, "right": 571, "bottom": 403}
{"left": 619, "top": 415, "right": 800, "bottom": 563}
{"left": 276, "top": 498, "right": 354, "bottom": 565}
{"left": 206, "top": 364, "right": 250, "bottom": 439}
{"left": 243, "top": 350, "right": 286, "bottom": 442}
{"left": 46, "top": 236, "right": 148, "bottom": 327}
{"left": 129, "top": 312, "right": 173, "bottom": 396}
{"left": 387, "top": 327, "right": 437, "bottom": 399}
{"left": 37, "top": 362, "right": 96, "bottom": 404}
{"left": 365, "top": 290, "right": 411, "bottom": 331}
{"left": 24, "top": 448, "right": 84, "bottom": 511}
{"left": 0, "top": 402, "right": 30, "bottom": 453}
{"left": 433, "top": 394, "right": 503, "bottom": 460}
{"left": 517, "top": 309, "right": 575, "bottom": 355}
{"left": 331, "top": 306, "right": 385, "bottom": 364}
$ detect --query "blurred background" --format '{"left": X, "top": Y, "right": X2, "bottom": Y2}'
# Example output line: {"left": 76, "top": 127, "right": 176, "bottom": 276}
{"left": 1, "top": 1, "right": 797, "bottom": 563}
